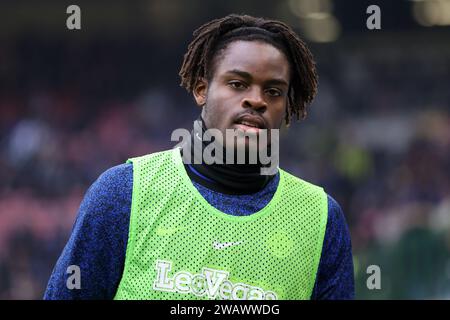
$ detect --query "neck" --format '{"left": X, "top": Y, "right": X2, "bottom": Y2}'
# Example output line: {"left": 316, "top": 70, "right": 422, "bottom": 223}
{"left": 180, "top": 116, "right": 276, "bottom": 195}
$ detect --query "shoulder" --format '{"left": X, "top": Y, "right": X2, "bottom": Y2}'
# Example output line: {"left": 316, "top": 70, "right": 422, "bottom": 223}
{"left": 85, "top": 163, "right": 133, "bottom": 200}
{"left": 66, "top": 163, "right": 134, "bottom": 273}
{"left": 311, "top": 194, "right": 355, "bottom": 299}
{"left": 325, "top": 195, "right": 351, "bottom": 241}
{"left": 279, "top": 168, "right": 324, "bottom": 191}
{"left": 96, "top": 162, "right": 133, "bottom": 186}
{"left": 323, "top": 194, "right": 353, "bottom": 277}
{"left": 77, "top": 163, "right": 133, "bottom": 225}
{"left": 323, "top": 194, "right": 352, "bottom": 255}
{"left": 127, "top": 149, "right": 178, "bottom": 166}
{"left": 279, "top": 169, "right": 327, "bottom": 205}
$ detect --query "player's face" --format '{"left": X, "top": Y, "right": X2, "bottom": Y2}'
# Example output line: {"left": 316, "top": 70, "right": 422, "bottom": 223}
{"left": 194, "top": 40, "right": 290, "bottom": 151}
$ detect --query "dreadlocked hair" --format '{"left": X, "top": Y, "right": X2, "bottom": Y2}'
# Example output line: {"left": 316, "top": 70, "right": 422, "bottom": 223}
{"left": 179, "top": 14, "right": 318, "bottom": 126}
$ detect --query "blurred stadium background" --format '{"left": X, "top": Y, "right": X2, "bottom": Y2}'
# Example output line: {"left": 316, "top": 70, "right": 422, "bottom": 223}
{"left": 0, "top": 0, "right": 449, "bottom": 299}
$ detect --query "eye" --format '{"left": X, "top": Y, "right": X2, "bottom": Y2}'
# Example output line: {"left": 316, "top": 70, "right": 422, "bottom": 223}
{"left": 266, "top": 88, "right": 282, "bottom": 97}
{"left": 228, "top": 80, "right": 247, "bottom": 90}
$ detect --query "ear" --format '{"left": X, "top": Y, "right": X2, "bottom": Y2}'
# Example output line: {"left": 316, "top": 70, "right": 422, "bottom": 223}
{"left": 193, "top": 78, "right": 208, "bottom": 107}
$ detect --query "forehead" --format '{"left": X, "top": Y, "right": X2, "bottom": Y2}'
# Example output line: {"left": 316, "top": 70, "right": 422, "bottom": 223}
{"left": 212, "top": 40, "right": 290, "bottom": 81}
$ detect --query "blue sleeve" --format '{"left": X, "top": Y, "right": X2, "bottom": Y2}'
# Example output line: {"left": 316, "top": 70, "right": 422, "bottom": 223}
{"left": 43, "top": 163, "right": 133, "bottom": 300}
{"left": 311, "top": 195, "right": 355, "bottom": 300}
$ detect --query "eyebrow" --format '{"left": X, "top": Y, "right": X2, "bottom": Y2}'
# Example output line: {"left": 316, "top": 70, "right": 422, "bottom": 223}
{"left": 225, "top": 69, "right": 289, "bottom": 87}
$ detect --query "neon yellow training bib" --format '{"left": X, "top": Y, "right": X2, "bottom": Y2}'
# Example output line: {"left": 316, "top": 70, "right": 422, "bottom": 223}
{"left": 114, "top": 148, "right": 328, "bottom": 300}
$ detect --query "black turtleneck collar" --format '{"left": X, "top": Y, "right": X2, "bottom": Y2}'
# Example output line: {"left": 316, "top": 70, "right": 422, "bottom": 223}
{"left": 180, "top": 116, "right": 276, "bottom": 195}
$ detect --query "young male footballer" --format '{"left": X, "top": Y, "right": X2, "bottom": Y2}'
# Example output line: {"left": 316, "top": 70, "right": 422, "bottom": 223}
{"left": 45, "top": 14, "right": 354, "bottom": 300}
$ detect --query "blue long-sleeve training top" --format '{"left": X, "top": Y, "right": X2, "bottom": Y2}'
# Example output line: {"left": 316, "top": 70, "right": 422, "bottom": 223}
{"left": 44, "top": 162, "right": 354, "bottom": 299}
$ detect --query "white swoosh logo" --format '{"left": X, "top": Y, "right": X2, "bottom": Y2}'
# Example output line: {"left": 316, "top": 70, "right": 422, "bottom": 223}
{"left": 213, "top": 241, "right": 243, "bottom": 250}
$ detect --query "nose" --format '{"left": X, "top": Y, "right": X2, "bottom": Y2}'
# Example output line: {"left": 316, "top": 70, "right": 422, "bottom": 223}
{"left": 242, "top": 87, "right": 267, "bottom": 112}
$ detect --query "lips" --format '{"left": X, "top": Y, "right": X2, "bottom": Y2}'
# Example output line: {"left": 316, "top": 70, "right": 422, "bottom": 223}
{"left": 234, "top": 114, "right": 266, "bottom": 130}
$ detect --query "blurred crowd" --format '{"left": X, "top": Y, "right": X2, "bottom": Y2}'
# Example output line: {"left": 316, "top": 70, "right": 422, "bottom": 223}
{"left": 1, "top": 33, "right": 449, "bottom": 299}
